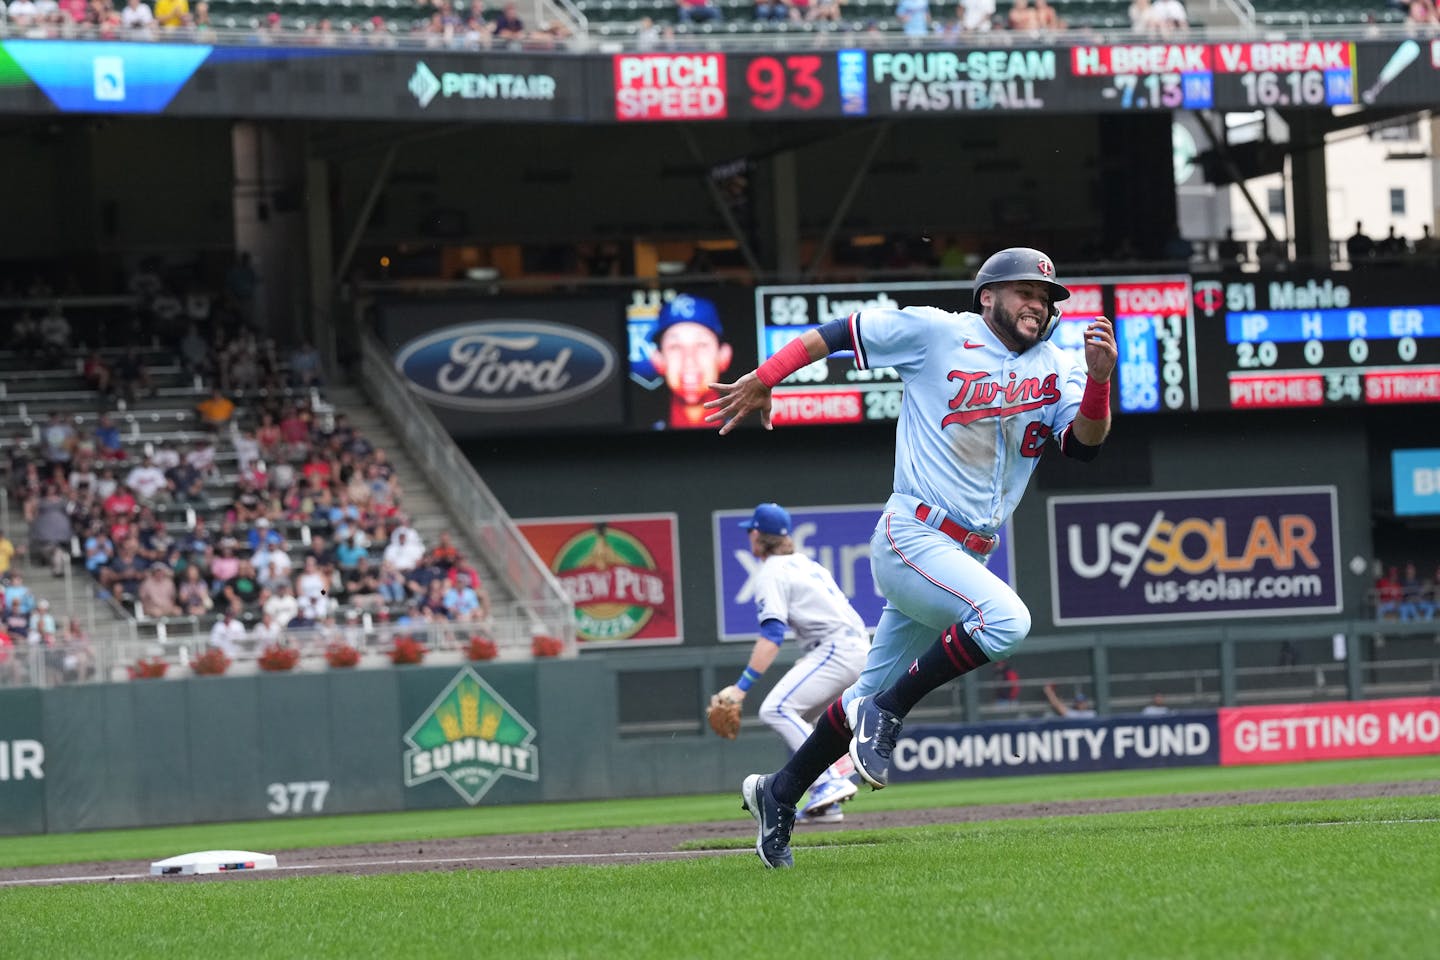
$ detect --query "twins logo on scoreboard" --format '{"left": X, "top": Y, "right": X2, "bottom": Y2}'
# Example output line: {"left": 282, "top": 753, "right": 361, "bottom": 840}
{"left": 1193, "top": 281, "right": 1224, "bottom": 316}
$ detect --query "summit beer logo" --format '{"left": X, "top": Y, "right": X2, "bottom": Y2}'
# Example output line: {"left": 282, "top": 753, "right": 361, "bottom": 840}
{"left": 402, "top": 667, "right": 538, "bottom": 804}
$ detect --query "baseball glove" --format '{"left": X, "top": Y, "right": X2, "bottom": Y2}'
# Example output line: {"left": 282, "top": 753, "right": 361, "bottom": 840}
{"left": 706, "top": 692, "right": 742, "bottom": 739}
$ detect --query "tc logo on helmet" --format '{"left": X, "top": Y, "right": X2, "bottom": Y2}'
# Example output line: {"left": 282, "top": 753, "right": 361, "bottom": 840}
{"left": 1036, "top": 258, "right": 1054, "bottom": 277}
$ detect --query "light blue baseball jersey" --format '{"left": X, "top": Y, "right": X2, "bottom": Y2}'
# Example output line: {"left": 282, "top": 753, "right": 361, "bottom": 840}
{"left": 849, "top": 306, "right": 1087, "bottom": 535}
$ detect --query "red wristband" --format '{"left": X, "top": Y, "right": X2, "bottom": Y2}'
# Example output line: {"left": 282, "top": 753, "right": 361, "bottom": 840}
{"left": 1079, "top": 376, "right": 1110, "bottom": 420}
{"left": 756, "top": 337, "right": 813, "bottom": 388}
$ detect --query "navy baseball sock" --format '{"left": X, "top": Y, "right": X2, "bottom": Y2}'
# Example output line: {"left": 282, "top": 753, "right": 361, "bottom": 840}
{"left": 769, "top": 698, "right": 850, "bottom": 807}
{"left": 875, "top": 625, "right": 990, "bottom": 718}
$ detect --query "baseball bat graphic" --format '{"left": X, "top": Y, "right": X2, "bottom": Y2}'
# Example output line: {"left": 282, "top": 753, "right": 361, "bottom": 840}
{"left": 1362, "top": 40, "right": 1421, "bottom": 104}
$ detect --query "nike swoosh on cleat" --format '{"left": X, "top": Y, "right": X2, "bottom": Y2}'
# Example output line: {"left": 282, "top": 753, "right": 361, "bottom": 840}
{"left": 856, "top": 715, "right": 873, "bottom": 744}
{"left": 963, "top": 340, "right": 985, "bottom": 349}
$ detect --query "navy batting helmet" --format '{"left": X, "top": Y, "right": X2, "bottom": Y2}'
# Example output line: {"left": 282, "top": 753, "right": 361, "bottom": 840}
{"left": 972, "top": 247, "right": 1071, "bottom": 340}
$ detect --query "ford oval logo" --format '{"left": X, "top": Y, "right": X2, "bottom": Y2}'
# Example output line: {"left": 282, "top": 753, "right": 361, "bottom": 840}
{"left": 394, "top": 321, "right": 617, "bottom": 412}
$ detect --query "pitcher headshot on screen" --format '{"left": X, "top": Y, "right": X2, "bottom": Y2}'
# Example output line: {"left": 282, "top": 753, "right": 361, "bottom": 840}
{"left": 648, "top": 294, "right": 733, "bottom": 429}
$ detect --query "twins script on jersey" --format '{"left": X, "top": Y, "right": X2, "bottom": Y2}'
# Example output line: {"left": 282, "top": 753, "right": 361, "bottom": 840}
{"left": 849, "top": 307, "right": 1086, "bottom": 535}
{"left": 753, "top": 553, "right": 869, "bottom": 650}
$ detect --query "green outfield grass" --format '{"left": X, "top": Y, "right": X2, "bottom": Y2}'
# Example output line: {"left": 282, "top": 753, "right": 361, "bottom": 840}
{"left": 0, "top": 755, "right": 1437, "bottom": 869}
{"left": 4, "top": 795, "right": 1439, "bottom": 960}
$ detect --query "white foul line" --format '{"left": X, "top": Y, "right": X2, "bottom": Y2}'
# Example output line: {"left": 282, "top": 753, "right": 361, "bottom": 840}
{"left": 0, "top": 847, "right": 750, "bottom": 887}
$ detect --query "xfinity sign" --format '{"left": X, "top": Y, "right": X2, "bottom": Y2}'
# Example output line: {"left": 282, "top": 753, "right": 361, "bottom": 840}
{"left": 409, "top": 61, "right": 557, "bottom": 108}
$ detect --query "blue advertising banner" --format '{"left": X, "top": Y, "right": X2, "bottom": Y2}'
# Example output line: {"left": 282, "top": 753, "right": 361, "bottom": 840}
{"left": 891, "top": 712, "right": 1219, "bottom": 782}
{"left": 1392, "top": 449, "right": 1440, "bottom": 516}
{"left": 713, "top": 504, "right": 1014, "bottom": 641}
{"left": 1048, "top": 486, "right": 1342, "bottom": 625}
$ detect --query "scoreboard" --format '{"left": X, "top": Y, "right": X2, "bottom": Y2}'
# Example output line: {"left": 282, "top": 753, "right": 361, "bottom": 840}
{"left": 1193, "top": 275, "right": 1440, "bottom": 410}
{"left": 753, "top": 275, "right": 1196, "bottom": 426}
{"left": 753, "top": 270, "right": 1440, "bottom": 425}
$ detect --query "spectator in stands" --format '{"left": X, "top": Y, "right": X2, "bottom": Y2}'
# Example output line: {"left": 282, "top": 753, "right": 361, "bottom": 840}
{"left": 165, "top": 454, "right": 205, "bottom": 505}
{"left": 1033, "top": 0, "right": 1063, "bottom": 29}
{"left": 1255, "top": 235, "right": 1286, "bottom": 270}
{"left": 1408, "top": 0, "right": 1437, "bottom": 25}
{"left": 5, "top": 599, "right": 32, "bottom": 653}
{"left": 102, "top": 541, "right": 147, "bottom": 601}
{"left": 81, "top": 350, "right": 114, "bottom": 398}
{"left": 244, "top": 516, "right": 282, "bottom": 552}
{"left": 222, "top": 559, "right": 263, "bottom": 613}
{"left": 1377, "top": 225, "right": 1409, "bottom": 259}
{"left": 289, "top": 340, "right": 324, "bottom": 387}
{"left": 28, "top": 598, "right": 57, "bottom": 649}
{"left": 294, "top": 554, "right": 328, "bottom": 605}
{"left": 344, "top": 557, "right": 384, "bottom": 609}
{"left": 253, "top": 540, "right": 293, "bottom": 592}
{"left": 113, "top": 347, "right": 152, "bottom": 403}
{"left": 1006, "top": 0, "right": 1037, "bottom": 29}
{"left": 250, "top": 610, "right": 283, "bottom": 647}
{"left": 378, "top": 562, "right": 408, "bottom": 605}
{"left": 208, "top": 608, "right": 245, "bottom": 656}
{"left": 755, "top": 0, "right": 788, "bottom": 21}
{"left": 264, "top": 580, "right": 300, "bottom": 627}
{"left": 179, "top": 323, "right": 211, "bottom": 381}
{"left": 1216, "top": 228, "right": 1246, "bottom": 265}
{"left": 956, "top": 0, "right": 994, "bottom": 31}
{"left": 196, "top": 387, "right": 235, "bottom": 432}
{"left": 898, "top": 0, "right": 931, "bottom": 33}
{"left": 1400, "top": 562, "right": 1435, "bottom": 620}
{"left": 177, "top": 563, "right": 212, "bottom": 616}
{"left": 1374, "top": 564, "right": 1403, "bottom": 618}
{"left": 39, "top": 302, "right": 71, "bottom": 366}
{"left": 492, "top": 0, "right": 526, "bottom": 37}
{"left": 138, "top": 518, "right": 177, "bottom": 566}
{"left": 83, "top": 523, "right": 113, "bottom": 576}
{"left": 1346, "top": 221, "right": 1374, "bottom": 264}
{"left": 1127, "top": 0, "right": 1154, "bottom": 31}
{"left": 677, "top": 0, "right": 721, "bottom": 23}
{"left": 42, "top": 412, "right": 77, "bottom": 467}
{"left": 59, "top": 617, "right": 93, "bottom": 683}
{"left": 1044, "top": 683, "right": 1098, "bottom": 718}
{"left": 138, "top": 563, "right": 182, "bottom": 618}
{"left": 94, "top": 414, "right": 125, "bottom": 463}
{"left": 0, "top": 531, "right": 13, "bottom": 580}
{"left": 28, "top": 485, "right": 72, "bottom": 575}
{"left": 335, "top": 531, "right": 369, "bottom": 573}
{"left": 1140, "top": 694, "right": 1172, "bottom": 716}
{"left": 420, "top": 579, "right": 452, "bottom": 621}
{"left": 208, "top": 540, "right": 240, "bottom": 594}
{"left": 124, "top": 455, "right": 169, "bottom": 505}
{"left": 5, "top": 572, "right": 36, "bottom": 616}
{"left": 1149, "top": 0, "right": 1186, "bottom": 34}
{"left": 444, "top": 570, "right": 490, "bottom": 622}
{"left": 994, "top": 659, "right": 1020, "bottom": 705}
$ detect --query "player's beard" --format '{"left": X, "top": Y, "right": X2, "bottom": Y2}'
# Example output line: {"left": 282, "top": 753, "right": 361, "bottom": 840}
{"left": 991, "top": 300, "right": 1044, "bottom": 352}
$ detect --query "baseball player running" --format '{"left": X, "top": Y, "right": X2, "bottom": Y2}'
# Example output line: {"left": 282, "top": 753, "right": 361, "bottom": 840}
{"left": 706, "top": 247, "right": 1117, "bottom": 868}
{"left": 709, "top": 502, "right": 869, "bottom": 823}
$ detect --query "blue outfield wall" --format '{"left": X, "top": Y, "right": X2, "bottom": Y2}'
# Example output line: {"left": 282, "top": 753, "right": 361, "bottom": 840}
{"left": 0, "top": 661, "right": 796, "bottom": 836}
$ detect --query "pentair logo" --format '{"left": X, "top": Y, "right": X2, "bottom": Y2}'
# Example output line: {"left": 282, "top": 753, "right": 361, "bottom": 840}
{"left": 409, "top": 61, "right": 441, "bottom": 108}
{"left": 1036, "top": 258, "right": 1054, "bottom": 277}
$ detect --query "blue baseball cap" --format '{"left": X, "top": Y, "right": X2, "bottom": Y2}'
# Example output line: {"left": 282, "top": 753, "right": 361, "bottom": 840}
{"left": 654, "top": 294, "right": 723, "bottom": 339}
{"left": 740, "top": 503, "right": 792, "bottom": 536}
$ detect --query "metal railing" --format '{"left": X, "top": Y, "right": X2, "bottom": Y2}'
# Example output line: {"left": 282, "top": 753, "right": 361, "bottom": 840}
{"left": 0, "top": 19, "right": 1426, "bottom": 55}
{"left": 357, "top": 331, "right": 576, "bottom": 652}
{"left": 0, "top": 616, "right": 560, "bottom": 688}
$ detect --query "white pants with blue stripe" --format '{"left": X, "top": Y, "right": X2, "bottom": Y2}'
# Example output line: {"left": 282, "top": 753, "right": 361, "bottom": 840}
{"left": 760, "top": 635, "right": 868, "bottom": 786}
{"left": 842, "top": 493, "right": 1032, "bottom": 712}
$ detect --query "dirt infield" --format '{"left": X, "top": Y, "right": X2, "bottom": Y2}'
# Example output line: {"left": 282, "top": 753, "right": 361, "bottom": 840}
{"left": 4, "top": 780, "right": 1435, "bottom": 887}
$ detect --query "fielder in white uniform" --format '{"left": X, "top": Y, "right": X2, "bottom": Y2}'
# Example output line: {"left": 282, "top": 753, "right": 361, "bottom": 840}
{"left": 713, "top": 502, "right": 869, "bottom": 822}
{"left": 708, "top": 247, "right": 1118, "bottom": 868}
